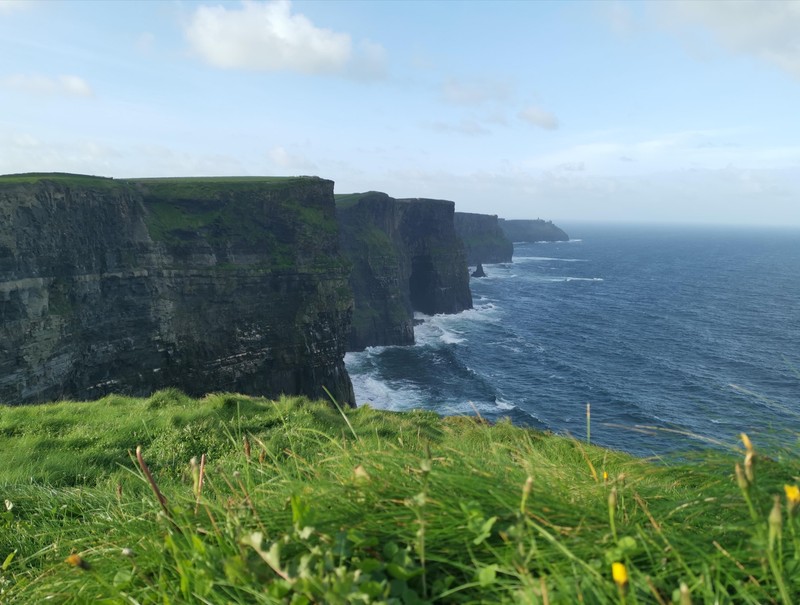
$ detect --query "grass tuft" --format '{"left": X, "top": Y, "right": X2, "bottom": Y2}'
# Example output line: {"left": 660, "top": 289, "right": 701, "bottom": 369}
{"left": 0, "top": 392, "right": 798, "bottom": 603}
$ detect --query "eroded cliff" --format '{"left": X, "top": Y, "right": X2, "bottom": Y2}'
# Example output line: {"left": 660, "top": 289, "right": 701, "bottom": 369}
{"left": 336, "top": 192, "right": 472, "bottom": 351}
{"left": 454, "top": 212, "right": 514, "bottom": 265}
{"left": 499, "top": 219, "right": 569, "bottom": 242}
{"left": 0, "top": 173, "right": 354, "bottom": 406}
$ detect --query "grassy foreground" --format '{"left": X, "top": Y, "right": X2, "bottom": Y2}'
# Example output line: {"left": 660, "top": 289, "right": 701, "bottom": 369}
{"left": 0, "top": 391, "right": 798, "bottom": 604}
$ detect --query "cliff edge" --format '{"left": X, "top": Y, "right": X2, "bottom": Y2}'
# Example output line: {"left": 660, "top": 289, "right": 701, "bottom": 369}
{"left": 0, "top": 173, "right": 354, "bottom": 406}
{"left": 499, "top": 219, "right": 569, "bottom": 242}
{"left": 454, "top": 212, "right": 514, "bottom": 265}
{"left": 336, "top": 192, "right": 472, "bottom": 351}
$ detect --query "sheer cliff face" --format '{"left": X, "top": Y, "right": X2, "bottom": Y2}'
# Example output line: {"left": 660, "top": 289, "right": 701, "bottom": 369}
{"left": 453, "top": 212, "right": 514, "bottom": 265}
{"left": 397, "top": 199, "right": 473, "bottom": 315}
{"left": 336, "top": 192, "right": 472, "bottom": 351}
{"left": 498, "top": 219, "right": 569, "bottom": 242}
{"left": 0, "top": 174, "right": 354, "bottom": 406}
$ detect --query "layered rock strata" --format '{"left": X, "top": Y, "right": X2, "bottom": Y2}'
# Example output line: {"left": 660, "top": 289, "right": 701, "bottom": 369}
{"left": 454, "top": 212, "right": 514, "bottom": 265}
{"left": 0, "top": 173, "right": 354, "bottom": 406}
{"left": 336, "top": 192, "right": 472, "bottom": 351}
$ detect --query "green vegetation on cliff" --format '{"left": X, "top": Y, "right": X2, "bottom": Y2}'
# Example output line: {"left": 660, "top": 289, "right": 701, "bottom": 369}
{"left": 133, "top": 176, "right": 339, "bottom": 256}
{"left": 0, "top": 173, "right": 354, "bottom": 407}
{"left": 0, "top": 172, "right": 125, "bottom": 190}
{"left": 1, "top": 392, "right": 798, "bottom": 603}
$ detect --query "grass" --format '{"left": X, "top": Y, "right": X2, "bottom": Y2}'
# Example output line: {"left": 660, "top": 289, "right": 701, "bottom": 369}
{"left": 0, "top": 173, "right": 126, "bottom": 190}
{"left": 0, "top": 390, "right": 798, "bottom": 603}
{"left": 129, "top": 176, "right": 320, "bottom": 203}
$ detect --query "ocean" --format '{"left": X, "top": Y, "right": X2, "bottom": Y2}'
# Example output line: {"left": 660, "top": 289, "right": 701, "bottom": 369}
{"left": 345, "top": 224, "right": 800, "bottom": 457}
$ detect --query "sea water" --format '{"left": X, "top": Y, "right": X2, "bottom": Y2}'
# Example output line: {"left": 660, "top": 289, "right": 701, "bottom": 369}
{"left": 345, "top": 224, "right": 800, "bottom": 456}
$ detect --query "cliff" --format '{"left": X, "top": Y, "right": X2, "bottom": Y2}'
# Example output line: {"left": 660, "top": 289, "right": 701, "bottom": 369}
{"left": 336, "top": 192, "right": 472, "bottom": 351}
{"left": 454, "top": 212, "right": 514, "bottom": 265}
{"left": 0, "top": 173, "right": 354, "bottom": 406}
{"left": 499, "top": 219, "right": 569, "bottom": 242}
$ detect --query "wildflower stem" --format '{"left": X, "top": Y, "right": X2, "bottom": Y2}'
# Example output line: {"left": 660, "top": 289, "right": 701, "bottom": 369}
{"left": 586, "top": 403, "right": 591, "bottom": 446}
{"left": 766, "top": 550, "right": 793, "bottom": 605}
{"left": 609, "top": 487, "right": 619, "bottom": 542}
{"left": 135, "top": 446, "right": 170, "bottom": 520}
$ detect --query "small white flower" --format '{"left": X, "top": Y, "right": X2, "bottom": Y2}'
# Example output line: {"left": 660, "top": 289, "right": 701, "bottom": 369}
{"left": 4, "top": 499, "right": 12, "bottom": 511}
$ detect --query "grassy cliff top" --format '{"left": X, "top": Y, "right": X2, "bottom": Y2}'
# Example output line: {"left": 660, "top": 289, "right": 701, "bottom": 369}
{"left": 334, "top": 191, "right": 391, "bottom": 209}
{"left": 0, "top": 391, "right": 798, "bottom": 603}
{"left": 0, "top": 172, "right": 123, "bottom": 189}
{"left": 130, "top": 176, "right": 326, "bottom": 199}
{"left": 0, "top": 173, "right": 326, "bottom": 194}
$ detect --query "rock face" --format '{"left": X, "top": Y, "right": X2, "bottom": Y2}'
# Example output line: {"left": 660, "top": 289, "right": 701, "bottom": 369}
{"left": 471, "top": 263, "right": 487, "bottom": 278}
{"left": 0, "top": 173, "right": 354, "bottom": 406}
{"left": 454, "top": 212, "right": 513, "bottom": 265}
{"left": 336, "top": 192, "right": 472, "bottom": 351}
{"left": 499, "top": 219, "right": 569, "bottom": 242}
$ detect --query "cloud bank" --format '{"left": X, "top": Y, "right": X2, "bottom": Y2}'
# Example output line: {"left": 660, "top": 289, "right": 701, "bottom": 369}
{"left": 518, "top": 105, "right": 559, "bottom": 130}
{"left": 185, "top": 0, "right": 386, "bottom": 78}
{"left": 662, "top": 0, "right": 800, "bottom": 79}
{"left": 2, "top": 74, "right": 93, "bottom": 97}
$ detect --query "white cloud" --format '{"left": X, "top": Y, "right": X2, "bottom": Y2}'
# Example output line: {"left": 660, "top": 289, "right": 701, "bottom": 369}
{"left": 1, "top": 73, "right": 93, "bottom": 97}
{"left": 660, "top": 0, "right": 800, "bottom": 79}
{"left": 0, "top": 132, "right": 120, "bottom": 175}
{"left": 0, "top": 0, "right": 30, "bottom": 13}
{"left": 0, "top": 128, "right": 252, "bottom": 178}
{"left": 268, "top": 146, "right": 318, "bottom": 172}
{"left": 441, "top": 77, "right": 512, "bottom": 105}
{"left": 366, "top": 163, "right": 800, "bottom": 226}
{"left": 184, "top": 0, "right": 386, "bottom": 78}
{"left": 518, "top": 105, "right": 559, "bottom": 130}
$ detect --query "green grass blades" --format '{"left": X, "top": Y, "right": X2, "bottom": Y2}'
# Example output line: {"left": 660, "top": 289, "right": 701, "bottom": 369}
{"left": 0, "top": 391, "right": 798, "bottom": 603}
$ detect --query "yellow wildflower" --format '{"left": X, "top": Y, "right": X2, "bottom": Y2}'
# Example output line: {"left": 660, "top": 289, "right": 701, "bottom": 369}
{"left": 65, "top": 554, "right": 91, "bottom": 571}
{"left": 735, "top": 462, "right": 749, "bottom": 491}
{"left": 785, "top": 484, "right": 800, "bottom": 513}
{"left": 740, "top": 433, "right": 753, "bottom": 454}
{"left": 612, "top": 561, "right": 628, "bottom": 587}
{"left": 744, "top": 451, "right": 755, "bottom": 483}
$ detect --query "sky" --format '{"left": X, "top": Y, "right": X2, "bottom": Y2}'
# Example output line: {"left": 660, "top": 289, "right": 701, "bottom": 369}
{"left": 2, "top": 0, "right": 800, "bottom": 226}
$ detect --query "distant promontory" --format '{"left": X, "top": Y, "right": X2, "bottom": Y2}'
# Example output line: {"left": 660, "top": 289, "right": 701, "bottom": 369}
{"left": 499, "top": 218, "right": 569, "bottom": 242}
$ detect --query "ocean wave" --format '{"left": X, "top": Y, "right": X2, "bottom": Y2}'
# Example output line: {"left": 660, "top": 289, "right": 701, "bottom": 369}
{"left": 349, "top": 371, "right": 427, "bottom": 411}
{"left": 495, "top": 397, "right": 516, "bottom": 410}
{"left": 528, "top": 239, "right": 583, "bottom": 244}
{"left": 513, "top": 256, "right": 587, "bottom": 263}
{"left": 414, "top": 302, "right": 500, "bottom": 327}
{"left": 521, "top": 276, "right": 604, "bottom": 283}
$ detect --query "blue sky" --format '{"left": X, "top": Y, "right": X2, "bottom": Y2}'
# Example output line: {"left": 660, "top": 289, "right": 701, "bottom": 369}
{"left": 2, "top": 0, "right": 799, "bottom": 225}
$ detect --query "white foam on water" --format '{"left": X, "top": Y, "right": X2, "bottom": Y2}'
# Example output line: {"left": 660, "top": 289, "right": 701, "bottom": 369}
{"left": 495, "top": 397, "right": 516, "bottom": 410}
{"left": 513, "top": 256, "right": 587, "bottom": 263}
{"left": 440, "top": 328, "right": 465, "bottom": 344}
{"left": 347, "top": 302, "right": 506, "bottom": 414}
{"left": 524, "top": 276, "right": 604, "bottom": 283}
{"left": 348, "top": 369, "right": 427, "bottom": 412}
{"left": 414, "top": 302, "right": 501, "bottom": 346}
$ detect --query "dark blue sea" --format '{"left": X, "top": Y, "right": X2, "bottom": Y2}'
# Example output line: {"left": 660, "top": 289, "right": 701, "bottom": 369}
{"left": 345, "top": 224, "right": 800, "bottom": 456}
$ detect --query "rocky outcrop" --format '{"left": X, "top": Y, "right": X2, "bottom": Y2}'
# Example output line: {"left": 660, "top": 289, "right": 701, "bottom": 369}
{"left": 454, "top": 212, "right": 513, "bottom": 265}
{"left": 0, "top": 173, "right": 354, "bottom": 406}
{"left": 499, "top": 219, "right": 569, "bottom": 242}
{"left": 471, "top": 263, "right": 487, "bottom": 278}
{"left": 336, "top": 192, "right": 472, "bottom": 351}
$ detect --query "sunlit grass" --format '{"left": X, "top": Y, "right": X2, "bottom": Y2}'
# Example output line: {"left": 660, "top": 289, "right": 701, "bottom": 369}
{"left": 0, "top": 391, "right": 798, "bottom": 603}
